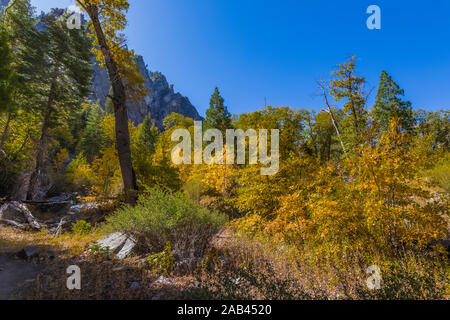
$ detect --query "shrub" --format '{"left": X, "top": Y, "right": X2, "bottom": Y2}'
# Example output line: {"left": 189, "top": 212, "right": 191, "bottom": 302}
{"left": 72, "top": 220, "right": 92, "bottom": 236}
{"left": 145, "top": 242, "right": 175, "bottom": 275}
{"left": 105, "top": 187, "right": 227, "bottom": 259}
{"left": 426, "top": 155, "right": 450, "bottom": 193}
{"left": 88, "top": 243, "right": 112, "bottom": 259}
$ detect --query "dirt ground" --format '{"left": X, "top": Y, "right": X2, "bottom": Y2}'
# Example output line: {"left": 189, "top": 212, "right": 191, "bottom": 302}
{"left": 0, "top": 252, "right": 41, "bottom": 300}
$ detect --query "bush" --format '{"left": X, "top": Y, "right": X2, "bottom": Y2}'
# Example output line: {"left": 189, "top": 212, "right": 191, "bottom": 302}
{"left": 72, "top": 220, "right": 92, "bottom": 236}
{"left": 145, "top": 242, "right": 175, "bottom": 275}
{"left": 105, "top": 187, "right": 227, "bottom": 259}
{"left": 426, "top": 156, "right": 450, "bottom": 193}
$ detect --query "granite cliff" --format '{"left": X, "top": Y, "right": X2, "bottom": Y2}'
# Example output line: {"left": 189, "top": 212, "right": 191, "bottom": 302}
{"left": 91, "top": 55, "right": 202, "bottom": 129}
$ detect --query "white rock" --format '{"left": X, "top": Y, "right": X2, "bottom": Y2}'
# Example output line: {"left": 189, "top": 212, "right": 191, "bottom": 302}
{"left": 96, "top": 233, "right": 137, "bottom": 259}
{"left": 97, "top": 233, "right": 128, "bottom": 252}
{"left": 116, "top": 237, "right": 137, "bottom": 259}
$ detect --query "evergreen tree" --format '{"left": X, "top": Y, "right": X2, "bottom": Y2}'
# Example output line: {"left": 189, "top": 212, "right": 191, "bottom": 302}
{"left": 136, "top": 116, "right": 159, "bottom": 156}
{"left": 204, "top": 87, "right": 232, "bottom": 134}
{"left": 0, "top": 25, "right": 13, "bottom": 112}
{"left": 77, "top": 104, "right": 106, "bottom": 162}
{"left": 0, "top": 25, "right": 14, "bottom": 151}
{"left": 0, "top": 0, "right": 42, "bottom": 151}
{"left": 372, "top": 70, "right": 414, "bottom": 131}
{"left": 329, "top": 56, "right": 368, "bottom": 149}
{"left": 26, "top": 9, "right": 94, "bottom": 200}
{"left": 133, "top": 116, "right": 160, "bottom": 188}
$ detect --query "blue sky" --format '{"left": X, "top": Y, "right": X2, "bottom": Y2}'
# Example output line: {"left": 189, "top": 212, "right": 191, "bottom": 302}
{"left": 31, "top": 0, "right": 450, "bottom": 116}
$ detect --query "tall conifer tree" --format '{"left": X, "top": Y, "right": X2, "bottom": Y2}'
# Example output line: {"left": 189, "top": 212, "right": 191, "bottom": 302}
{"left": 373, "top": 70, "right": 414, "bottom": 131}
{"left": 204, "top": 87, "right": 232, "bottom": 134}
{"left": 26, "top": 9, "right": 94, "bottom": 200}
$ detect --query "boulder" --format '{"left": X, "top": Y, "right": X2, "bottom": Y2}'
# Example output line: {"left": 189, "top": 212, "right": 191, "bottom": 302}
{"left": 117, "top": 238, "right": 137, "bottom": 259}
{"left": 97, "top": 233, "right": 128, "bottom": 252}
{"left": 96, "top": 233, "right": 136, "bottom": 259}
{"left": 0, "top": 202, "right": 41, "bottom": 230}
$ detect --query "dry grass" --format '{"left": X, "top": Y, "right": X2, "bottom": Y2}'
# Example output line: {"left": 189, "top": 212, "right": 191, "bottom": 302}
{"left": 186, "top": 229, "right": 450, "bottom": 300}
{"left": 1, "top": 226, "right": 448, "bottom": 300}
{"left": 0, "top": 226, "right": 104, "bottom": 255}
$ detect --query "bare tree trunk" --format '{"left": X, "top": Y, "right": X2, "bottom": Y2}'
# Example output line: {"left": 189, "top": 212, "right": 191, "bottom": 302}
{"left": 84, "top": 5, "right": 138, "bottom": 204}
{"left": 27, "top": 70, "right": 59, "bottom": 200}
{"left": 27, "top": 108, "right": 51, "bottom": 200}
{"left": 318, "top": 80, "right": 347, "bottom": 156}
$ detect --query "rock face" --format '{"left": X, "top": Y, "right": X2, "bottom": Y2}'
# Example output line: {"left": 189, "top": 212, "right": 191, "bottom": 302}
{"left": 90, "top": 55, "right": 202, "bottom": 129}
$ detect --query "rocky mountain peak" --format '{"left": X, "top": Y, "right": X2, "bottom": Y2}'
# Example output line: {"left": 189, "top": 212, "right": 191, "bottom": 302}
{"left": 91, "top": 55, "right": 202, "bottom": 129}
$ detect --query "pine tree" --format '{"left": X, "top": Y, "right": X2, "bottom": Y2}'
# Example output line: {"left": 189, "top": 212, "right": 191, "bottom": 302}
{"left": 0, "top": 0, "right": 41, "bottom": 150}
{"left": 204, "top": 87, "right": 232, "bottom": 134}
{"left": 133, "top": 116, "right": 160, "bottom": 188}
{"left": 0, "top": 25, "right": 13, "bottom": 113}
{"left": 136, "top": 116, "right": 159, "bottom": 156}
{"left": 329, "top": 56, "right": 368, "bottom": 149}
{"left": 26, "top": 9, "right": 94, "bottom": 200}
{"left": 372, "top": 70, "right": 414, "bottom": 131}
{"left": 77, "top": 104, "right": 106, "bottom": 162}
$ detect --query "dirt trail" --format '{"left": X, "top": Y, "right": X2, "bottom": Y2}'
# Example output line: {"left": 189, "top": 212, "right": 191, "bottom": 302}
{"left": 0, "top": 253, "right": 41, "bottom": 300}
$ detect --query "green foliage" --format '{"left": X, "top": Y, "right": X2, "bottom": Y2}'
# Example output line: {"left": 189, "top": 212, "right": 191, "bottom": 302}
{"left": 373, "top": 70, "right": 414, "bottom": 131}
{"left": 77, "top": 103, "right": 106, "bottom": 162}
{"left": 88, "top": 243, "right": 112, "bottom": 259}
{"left": 415, "top": 110, "right": 449, "bottom": 152}
{"left": 145, "top": 242, "right": 175, "bottom": 275}
{"left": 0, "top": 25, "right": 14, "bottom": 113}
{"left": 329, "top": 56, "right": 368, "bottom": 149}
{"left": 105, "top": 187, "right": 227, "bottom": 257}
{"left": 425, "top": 154, "right": 450, "bottom": 193}
{"left": 133, "top": 116, "right": 160, "bottom": 188}
{"left": 204, "top": 87, "right": 233, "bottom": 134}
{"left": 136, "top": 116, "right": 159, "bottom": 156}
{"left": 1, "top": 7, "right": 449, "bottom": 300}
{"left": 72, "top": 220, "right": 92, "bottom": 236}
{"left": 65, "top": 153, "right": 93, "bottom": 192}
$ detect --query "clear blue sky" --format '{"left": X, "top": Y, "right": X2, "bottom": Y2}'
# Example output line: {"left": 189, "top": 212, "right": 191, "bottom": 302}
{"left": 31, "top": 0, "right": 450, "bottom": 116}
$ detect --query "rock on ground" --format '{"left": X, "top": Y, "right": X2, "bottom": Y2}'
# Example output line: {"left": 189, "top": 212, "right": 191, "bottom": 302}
{"left": 96, "top": 233, "right": 137, "bottom": 259}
